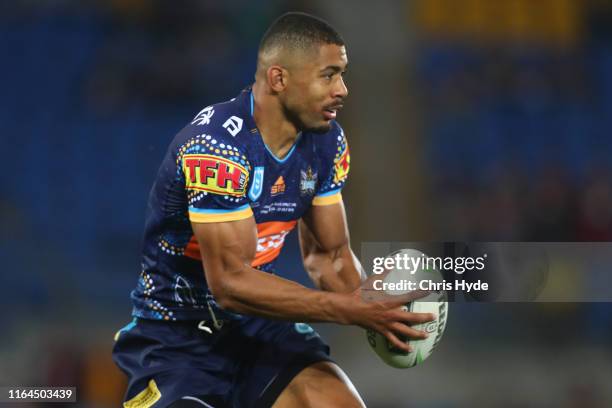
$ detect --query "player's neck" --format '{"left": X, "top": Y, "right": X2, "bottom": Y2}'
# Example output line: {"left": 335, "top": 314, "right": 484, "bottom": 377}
{"left": 251, "top": 84, "right": 300, "bottom": 160}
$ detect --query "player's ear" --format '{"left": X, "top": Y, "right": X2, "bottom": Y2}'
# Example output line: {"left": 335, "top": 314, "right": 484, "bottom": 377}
{"left": 267, "top": 65, "right": 288, "bottom": 92}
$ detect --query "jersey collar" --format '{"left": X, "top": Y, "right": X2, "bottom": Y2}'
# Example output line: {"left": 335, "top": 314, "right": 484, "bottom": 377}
{"left": 241, "top": 86, "right": 302, "bottom": 164}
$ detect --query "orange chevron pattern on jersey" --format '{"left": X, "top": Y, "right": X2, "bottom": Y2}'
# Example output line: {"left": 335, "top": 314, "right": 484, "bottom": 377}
{"left": 183, "top": 220, "right": 298, "bottom": 266}
{"left": 183, "top": 236, "right": 201, "bottom": 260}
{"left": 252, "top": 220, "right": 297, "bottom": 267}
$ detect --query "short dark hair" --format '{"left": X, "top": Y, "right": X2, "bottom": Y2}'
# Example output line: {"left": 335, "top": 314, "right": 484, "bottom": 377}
{"left": 259, "top": 12, "right": 344, "bottom": 55}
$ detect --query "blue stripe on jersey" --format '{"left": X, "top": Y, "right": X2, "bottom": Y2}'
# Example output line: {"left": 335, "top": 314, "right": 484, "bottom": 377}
{"left": 189, "top": 204, "right": 251, "bottom": 214}
{"left": 263, "top": 135, "right": 301, "bottom": 163}
{"left": 316, "top": 188, "right": 342, "bottom": 197}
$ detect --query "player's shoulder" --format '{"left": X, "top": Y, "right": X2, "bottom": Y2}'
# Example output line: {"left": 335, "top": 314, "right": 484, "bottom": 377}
{"left": 312, "top": 119, "right": 346, "bottom": 144}
{"left": 307, "top": 120, "right": 350, "bottom": 201}
{"left": 174, "top": 90, "right": 252, "bottom": 154}
{"left": 189, "top": 98, "right": 246, "bottom": 139}
{"left": 167, "top": 92, "right": 252, "bottom": 192}
{"left": 309, "top": 120, "right": 348, "bottom": 161}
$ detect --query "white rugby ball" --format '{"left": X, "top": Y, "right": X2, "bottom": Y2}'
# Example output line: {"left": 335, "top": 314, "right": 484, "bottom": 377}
{"left": 366, "top": 249, "right": 449, "bottom": 368}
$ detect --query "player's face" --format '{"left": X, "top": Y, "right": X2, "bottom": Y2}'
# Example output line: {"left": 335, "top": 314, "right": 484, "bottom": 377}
{"left": 284, "top": 44, "right": 349, "bottom": 133}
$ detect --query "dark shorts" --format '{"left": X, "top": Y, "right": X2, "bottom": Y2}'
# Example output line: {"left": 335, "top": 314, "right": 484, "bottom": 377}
{"left": 112, "top": 316, "right": 332, "bottom": 408}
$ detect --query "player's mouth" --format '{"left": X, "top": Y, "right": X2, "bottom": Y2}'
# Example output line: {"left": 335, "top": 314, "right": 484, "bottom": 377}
{"left": 322, "top": 104, "right": 343, "bottom": 120}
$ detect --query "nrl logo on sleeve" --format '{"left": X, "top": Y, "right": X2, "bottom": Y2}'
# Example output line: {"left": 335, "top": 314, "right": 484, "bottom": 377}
{"left": 183, "top": 154, "right": 248, "bottom": 197}
{"left": 333, "top": 147, "right": 350, "bottom": 184}
{"left": 249, "top": 167, "right": 265, "bottom": 201}
{"left": 192, "top": 106, "right": 215, "bottom": 126}
{"left": 300, "top": 167, "right": 318, "bottom": 196}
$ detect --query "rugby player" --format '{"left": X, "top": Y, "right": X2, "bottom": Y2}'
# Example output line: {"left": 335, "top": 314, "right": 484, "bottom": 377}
{"left": 113, "top": 12, "right": 434, "bottom": 408}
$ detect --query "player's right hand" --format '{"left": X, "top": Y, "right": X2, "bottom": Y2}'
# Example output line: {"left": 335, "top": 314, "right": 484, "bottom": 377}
{"left": 339, "top": 272, "right": 436, "bottom": 353}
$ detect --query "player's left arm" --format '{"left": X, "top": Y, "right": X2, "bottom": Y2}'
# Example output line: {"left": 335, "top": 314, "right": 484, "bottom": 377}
{"left": 299, "top": 199, "right": 364, "bottom": 294}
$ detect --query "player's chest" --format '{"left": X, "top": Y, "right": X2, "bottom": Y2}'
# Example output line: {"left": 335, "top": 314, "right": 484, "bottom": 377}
{"left": 247, "top": 148, "right": 322, "bottom": 222}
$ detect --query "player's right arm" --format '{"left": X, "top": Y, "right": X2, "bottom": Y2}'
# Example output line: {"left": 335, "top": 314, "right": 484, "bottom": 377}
{"left": 191, "top": 218, "right": 434, "bottom": 352}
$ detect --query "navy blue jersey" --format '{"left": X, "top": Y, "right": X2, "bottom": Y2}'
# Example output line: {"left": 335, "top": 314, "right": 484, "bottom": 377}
{"left": 131, "top": 88, "right": 350, "bottom": 321}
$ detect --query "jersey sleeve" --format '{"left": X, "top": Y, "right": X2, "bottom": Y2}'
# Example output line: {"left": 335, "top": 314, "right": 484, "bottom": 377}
{"left": 177, "top": 131, "right": 253, "bottom": 223}
{"left": 312, "top": 124, "right": 350, "bottom": 206}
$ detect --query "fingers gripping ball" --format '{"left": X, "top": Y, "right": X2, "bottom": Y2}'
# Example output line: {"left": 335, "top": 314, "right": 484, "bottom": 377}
{"left": 366, "top": 249, "right": 449, "bottom": 368}
{"left": 366, "top": 291, "right": 448, "bottom": 368}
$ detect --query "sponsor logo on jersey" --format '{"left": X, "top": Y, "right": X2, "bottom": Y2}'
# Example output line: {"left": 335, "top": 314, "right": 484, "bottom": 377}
{"left": 271, "top": 176, "right": 286, "bottom": 196}
{"left": 257, "top": 229, "right": 291, "bottom": 253}
{"left": 334, "top": 147, "right": 350, "bottom": 184}
{"left": 223, "top": 115, "right": 243, "bottom": 136}
{"left": 183, "top": 154, "right": 248, "bottom": 197}
{"left": 192, "top": 106, "right": 214, "bottom": 125}
{"left": 300, "top": 166, "right": 317, "bottom": 196}
{"left": 258, "top": 201, "right": 297, "bottom": 215}
{"left": 252, "top": 220, "right": 298, "bottom": 267}
{"left": 249, "top": 166, "right": 265, "bottom": 201}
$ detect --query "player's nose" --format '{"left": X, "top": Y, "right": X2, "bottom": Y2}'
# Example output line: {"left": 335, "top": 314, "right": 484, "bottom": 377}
{"left": 334, "top": 77, "right": 348, "bottom": 99}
